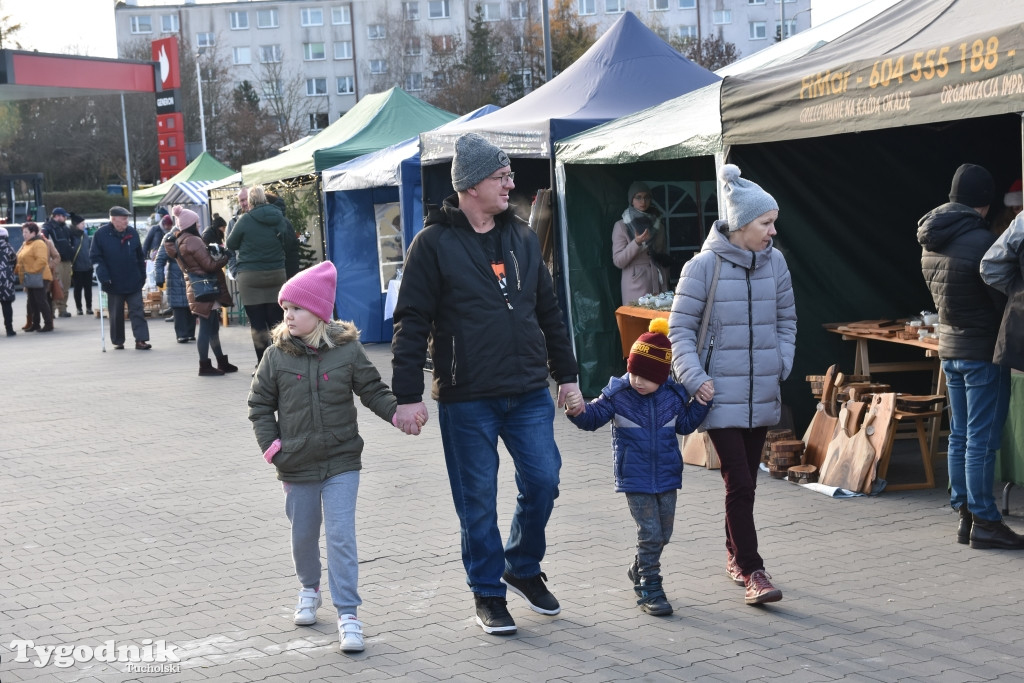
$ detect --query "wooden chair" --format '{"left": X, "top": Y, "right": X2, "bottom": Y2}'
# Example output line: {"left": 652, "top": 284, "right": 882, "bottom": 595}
{"left": 877, "top": 397, "right": 945, "bottom": 491}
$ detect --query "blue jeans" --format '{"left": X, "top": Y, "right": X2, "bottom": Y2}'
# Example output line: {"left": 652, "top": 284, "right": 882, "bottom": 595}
{"left": 626, "top": 491, "right": 677, "bottom": 579}
{"left": 942, "top": 359, "right": 1011, "bottom": 522}
{"left": 438, "top": 387, "right": 561, "bottom": 597}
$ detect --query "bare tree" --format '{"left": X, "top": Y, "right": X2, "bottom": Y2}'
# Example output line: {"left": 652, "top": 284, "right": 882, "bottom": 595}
{"left": 251, "top": 56, "right": 314, "bottom": 149}
{"left": 0, "top": 0, "right": 22, "bottom": 50}
{"left": 363, "top": 1, "right": 424, "bottom": 94}
{"left": 670, "top": 33, "right": 740, "bottom": 71}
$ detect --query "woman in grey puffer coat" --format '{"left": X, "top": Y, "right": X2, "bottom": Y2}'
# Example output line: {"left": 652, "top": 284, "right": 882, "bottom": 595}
{"left": 668, "top": 164, "right": 796, "bottom": 606}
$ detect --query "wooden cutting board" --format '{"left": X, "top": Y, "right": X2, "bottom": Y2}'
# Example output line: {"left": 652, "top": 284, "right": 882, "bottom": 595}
{"left": 821, "top": 410, "right": 877, "bottom": 491}
{"left": 818, "top": 404, "right": 852, "bottom": 483}
{"left": 803, "top": 365, "right": 839, "bottom": 468}
{"left": 861, "top": 392, "right": 897, "bottom": 493}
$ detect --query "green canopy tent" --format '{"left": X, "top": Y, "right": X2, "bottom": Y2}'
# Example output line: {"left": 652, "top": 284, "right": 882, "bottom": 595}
{"left": 131, "top": 151, "right": 235, "bottom": 207}
{"left": 241, "top": 88, "right": 455, "bottom": 186}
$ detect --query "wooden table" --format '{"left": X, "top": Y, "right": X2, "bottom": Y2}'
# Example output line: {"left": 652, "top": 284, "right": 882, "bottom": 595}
{"left": 826, "top": 323, "right": 946, "bottom": 490}
{"left": 615, "top": 306, "right": 670, "bottom": 358}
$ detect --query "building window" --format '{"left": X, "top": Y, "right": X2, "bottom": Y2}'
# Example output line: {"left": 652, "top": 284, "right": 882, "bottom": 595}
{"left": 337, "top": 75, "right": 355, "bottom": 94}
{"left": 332, "top": 6, "right": 351, "bottom": 24}
{"left": 160, "top": 15, "right": 178, "bottom": 33}
{"left": 334, "top": 41, "right": 353, "bottom": 59}
{"left": 432, "top": 35, "right": 455, "bottom": 53}
{"left": 678, "top": 0, "right": 695, "bottom": 8}
{"left": 259, "top": 45, "right": 282, "bottom": 63}
{"left": 649, "top": 0, "right": 669, "bottom": 10}
{"left": 480, "top": 2, "right": 501, "bottom": 21}
{"left": 369, "top": 59, "right": 387, "bottom": 74}
{"left": 510, "top": 1, "right": 529, "bottom": 19}
{"left": 776, "top": 19, "right": 796, "bottom": 38}
{"left": 130, "top": 16, "right": 152, "bottom": 34}
{"left": 257, "top": 9, "right": 279, "bottom": 28}
{"left": 405, "top": 37, "right": 422, "bottom": 56}
{"left": 230, "top": 11, "right": 248, "bottom": 29}
{"left": 306, "top": 78, "right": 327, "bottom": 96}
{"left": 577, "top": 0, "right": 595, "bottom": 15}
{"left": 428, "top": 0, "right": 450, "bottom": 19}
{"left": 263, "top": 79, "right": 282, "bottom": 99}
{"left": 367, "top": 24, "right": 385, "bottom": 39}
{"left": 403, "top": 2, "right": 420, "bottom": 20}
{"left": 301, "top": 8, "right": 324, "bottom": 26}
{"left": 514, "top": 68, "right": 532, "bottom": 90}
{"left": 232, "top": 46, "right": 251, "bottom": 64}
{"left": 712, "top": 10, "right": 732, "bottom": 24}
{"left": 309, "top": 112, "right": 329, "bottom": 130}
{"left": 303, "top": 42, "right": 326, "bottom": 60}
{"left": 605, "top": 0, "right": 625, "bottom": 12}
{"left": 405, "top": 73, "right": 423, "bottom": 91}
{"left": 749, "top": 21, "right": 767, "bottom": 40}
{"left": 748, "top": 0, "right": 765, "bottom": 4}
{"left": 678, "top": 25, "right": 697, "bottom": 39}
{"left": 196, "top": 32, "right": 215, "bottom": 48}
{"left": 512, "top": 35, "right": 526, "bottom": 53}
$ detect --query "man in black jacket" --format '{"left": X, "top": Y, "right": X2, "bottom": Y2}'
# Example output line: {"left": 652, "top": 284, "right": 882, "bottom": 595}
{"left": 42, "top": 207, "right": 73, "bottom": 317}
{"left": 918, "top": 163, "right": 1020, "bottom": 550}
{"left": 391, "top": 133, "right": 583, "bottom": 636}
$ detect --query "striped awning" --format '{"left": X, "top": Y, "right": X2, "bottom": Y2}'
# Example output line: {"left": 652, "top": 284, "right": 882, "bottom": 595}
{"left": 160, "top": 180, "right": 217, "bottom": 206}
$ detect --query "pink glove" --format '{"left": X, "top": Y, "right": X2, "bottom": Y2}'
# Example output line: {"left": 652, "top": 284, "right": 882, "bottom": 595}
{"left": 263, "top": 439, "right": 281, "bottom": 464}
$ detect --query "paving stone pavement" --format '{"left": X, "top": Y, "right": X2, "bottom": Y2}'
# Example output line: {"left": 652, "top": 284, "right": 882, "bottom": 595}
{"left": 2, "top": 304, "right": 1024, "bottom": 682}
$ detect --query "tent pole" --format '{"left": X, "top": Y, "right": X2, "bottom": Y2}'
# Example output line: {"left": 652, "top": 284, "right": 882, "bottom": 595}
{"left": 554, "top": 161, "right": 575, "bottom": 354}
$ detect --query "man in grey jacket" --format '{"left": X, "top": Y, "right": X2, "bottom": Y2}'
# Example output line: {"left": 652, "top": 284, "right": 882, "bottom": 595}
{"left": 918, "top": 163, "right": 1021, "bottom": 550}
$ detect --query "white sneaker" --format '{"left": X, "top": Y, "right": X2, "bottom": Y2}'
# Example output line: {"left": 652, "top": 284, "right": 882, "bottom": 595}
{"left": 338, "top": 614, "right": 364, "bottom": 653}
{"left": 293, "top": 588, "right": 321, "bottom": 625}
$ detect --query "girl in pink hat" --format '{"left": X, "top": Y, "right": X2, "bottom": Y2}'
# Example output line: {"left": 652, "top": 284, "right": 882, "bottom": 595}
{"left": 247, "top": 260, "right": 408, "bottom": 654}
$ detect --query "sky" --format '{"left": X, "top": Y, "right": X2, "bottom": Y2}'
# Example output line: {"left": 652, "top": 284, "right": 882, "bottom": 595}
{"left": 2, "top": 0, "right": 869, "bottom": 59}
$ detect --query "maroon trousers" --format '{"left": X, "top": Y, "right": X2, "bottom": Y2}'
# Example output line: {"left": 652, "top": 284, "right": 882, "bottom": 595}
{"left": 708, "top": 426, "right": 768, "bottom": 577}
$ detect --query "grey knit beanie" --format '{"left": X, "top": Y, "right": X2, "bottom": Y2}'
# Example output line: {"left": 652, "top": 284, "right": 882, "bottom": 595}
{"left": 719, "top": 163, "right": 778, "bottom": 232}
{"left": 627, "top": 181, "right": 650, "bottom": 204}
{"left": 451, "top": 133, "right": 510, "bottom": 191}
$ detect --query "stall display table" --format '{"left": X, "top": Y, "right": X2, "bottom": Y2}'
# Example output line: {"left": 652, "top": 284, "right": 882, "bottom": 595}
{"left": 614, "top": 306, "right": 670, "bottom": 358}
{"left": 826, "top": 322, "right": 945, "bottom": 489}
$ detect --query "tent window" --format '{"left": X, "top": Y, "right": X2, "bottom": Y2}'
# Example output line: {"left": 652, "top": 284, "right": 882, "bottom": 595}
{"left": 645, "top": 181, "right": 717, "bottom": 260}
{"left": 375, "top": 204, "right": 404, "bottom": 292}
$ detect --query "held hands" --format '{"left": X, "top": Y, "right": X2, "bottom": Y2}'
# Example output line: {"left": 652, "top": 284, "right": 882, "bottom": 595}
{"left": 393, "top": 402, "right": 429, "bottom": 436}
{"left": 558, "top": 383, "right": 585, "bottom": 417}
{"left": 694, "top": 380, "right": 715, "bottom": 406}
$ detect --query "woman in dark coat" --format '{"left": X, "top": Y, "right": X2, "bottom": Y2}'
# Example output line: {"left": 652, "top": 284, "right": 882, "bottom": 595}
{"left": 225, "top": 185, "right": 299, "bottom": 366}
{"left": 155, "top": 220, "right": 196, "bottom": 343}
{"left": 0, "top": 226, "right": 17, "bottom": 336}
{"left": 166, "top": 206, "right": 238, "bottom": 376}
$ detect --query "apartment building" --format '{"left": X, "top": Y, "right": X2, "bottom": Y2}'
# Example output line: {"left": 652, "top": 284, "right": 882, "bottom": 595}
{"left": 114, "top": 0, "right": 810, "bottom": 132}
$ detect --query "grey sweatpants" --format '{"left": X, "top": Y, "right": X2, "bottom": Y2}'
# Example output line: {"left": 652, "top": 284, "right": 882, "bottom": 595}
{"left": 283, "top": 471, "right": 361, "bottom": 616}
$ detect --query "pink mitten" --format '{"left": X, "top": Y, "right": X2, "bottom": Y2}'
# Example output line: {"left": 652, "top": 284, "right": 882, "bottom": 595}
{"left": 263, "top": 439, "right": 281, "bottom": 464}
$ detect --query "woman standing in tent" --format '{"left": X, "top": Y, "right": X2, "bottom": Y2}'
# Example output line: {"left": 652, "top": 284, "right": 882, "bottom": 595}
{"left": 226, "top": 185, "right": 300, "bottom": 368}
{"left": 612, "top": 182, "right": 671, "bottom": 305}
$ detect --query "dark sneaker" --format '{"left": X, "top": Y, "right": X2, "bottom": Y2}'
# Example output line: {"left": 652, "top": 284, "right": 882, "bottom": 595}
{"left": 501, "top": 571, "right": 561, "bottom": 615}
{"left": 636, "top": 578, "right": 673, "bottom": 616}
{"left": 744, "top": 570, "right": 782, "bottom": 605}
{"left": 726, "top": 553, "right": 745, "bottom": 586}
{"left": 474, "top": 596, "right": 516, "bottom": 635}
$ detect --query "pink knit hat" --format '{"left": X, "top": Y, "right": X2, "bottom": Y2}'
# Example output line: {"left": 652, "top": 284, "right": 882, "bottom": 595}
{"left": 278, "top": 261, "right": 337, "bottom": 322}
{"left": 172, "top": 205, "right": 199, "bottom": 230}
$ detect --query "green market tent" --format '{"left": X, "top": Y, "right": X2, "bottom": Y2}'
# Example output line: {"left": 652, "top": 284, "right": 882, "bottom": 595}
{"left": 552, "top": 0, "right": 901, "bottom": 398}
{"left": 131, "top": 151, "right": 235, "bottom": 207}
{"left": 241, "top": 88, "right": 455, "bottom": 186}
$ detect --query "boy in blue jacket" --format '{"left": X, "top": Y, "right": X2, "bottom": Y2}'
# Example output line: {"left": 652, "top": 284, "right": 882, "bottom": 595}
{"left": 566, "top": 318, "right": 710, "bottom": 615}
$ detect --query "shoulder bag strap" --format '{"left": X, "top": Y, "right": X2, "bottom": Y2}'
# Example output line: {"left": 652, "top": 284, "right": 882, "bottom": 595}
{"left": 695, "top": 253, "right": 722, "bottom": 362}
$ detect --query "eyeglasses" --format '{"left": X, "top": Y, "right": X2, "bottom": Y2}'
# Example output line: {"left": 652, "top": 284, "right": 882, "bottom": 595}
{"left": 487, "top": 171, "right": 515, "bottom": 186}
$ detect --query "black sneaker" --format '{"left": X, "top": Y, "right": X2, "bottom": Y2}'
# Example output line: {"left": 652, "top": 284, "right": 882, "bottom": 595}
{"left": 501, "top": 571, "right": 561, "bottom": 615}
{"left": 474, "top": 595, "right": 516, "bottom": 635}
{"left": 637, "top": 578, "right": 673, "bottom": 616}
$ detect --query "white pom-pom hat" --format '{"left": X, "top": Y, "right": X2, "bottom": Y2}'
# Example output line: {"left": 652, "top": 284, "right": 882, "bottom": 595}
{"left": 718, "top": 163, "right": 778, "bottom": 232}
